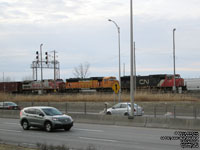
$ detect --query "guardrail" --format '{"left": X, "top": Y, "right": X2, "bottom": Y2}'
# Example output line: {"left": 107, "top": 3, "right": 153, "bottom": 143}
{"left": 0, "top": 109, "right": 200, "bottom": 130}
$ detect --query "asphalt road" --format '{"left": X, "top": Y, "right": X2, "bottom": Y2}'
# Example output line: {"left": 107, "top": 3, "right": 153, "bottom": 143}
{"left": 0, "top": 118, "right": 191, "bottom": 150}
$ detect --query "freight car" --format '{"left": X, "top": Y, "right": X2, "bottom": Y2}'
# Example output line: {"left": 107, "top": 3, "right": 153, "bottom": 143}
{"left": 22, "top": 79, "right": 65, "bottom": 94}
{"left": 0, "top": 82, "right": 22, "bottom": 93}
{"left": 0, "top": 79, "right": 65, "bottom": 94}
{"left": 121, "top": 74, "right": 185, "bottom": 92}
{"left": 65, "top": 76, "right": 119, "bottom": 92}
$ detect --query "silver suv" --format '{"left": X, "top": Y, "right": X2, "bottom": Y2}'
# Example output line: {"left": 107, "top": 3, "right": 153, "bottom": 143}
{"left": 20, "top": 106, "right": 73, "bottom": 132}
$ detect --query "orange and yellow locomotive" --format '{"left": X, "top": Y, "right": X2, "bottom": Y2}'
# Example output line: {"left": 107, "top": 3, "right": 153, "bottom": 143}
{"left": 66, "top": 76, "right": 119, "bottom": 92}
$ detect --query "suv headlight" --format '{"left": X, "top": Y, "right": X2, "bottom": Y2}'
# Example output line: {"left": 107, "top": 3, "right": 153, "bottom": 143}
{"left": 52, "top": 117, "right": 59, "bottom": 121}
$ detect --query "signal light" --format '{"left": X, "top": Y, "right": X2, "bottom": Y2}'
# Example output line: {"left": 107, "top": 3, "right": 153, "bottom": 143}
{"left": 45, "top": 52, "right": 48, "bottom": 64}
{"left": 36, "top": 51, "right": 39, "bottom": 63}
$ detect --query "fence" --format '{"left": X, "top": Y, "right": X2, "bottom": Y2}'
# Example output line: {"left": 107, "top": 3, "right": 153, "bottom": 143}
{"left": 5, "top": 101, "right": 199, "bottom": 120}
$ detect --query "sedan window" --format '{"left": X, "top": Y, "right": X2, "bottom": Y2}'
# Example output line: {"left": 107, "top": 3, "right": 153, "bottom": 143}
{"left": 120, "top": 104, "right": 127, "bottom": 108}
{"left": 113, "top": 103, "right": 121, "bottom": 109}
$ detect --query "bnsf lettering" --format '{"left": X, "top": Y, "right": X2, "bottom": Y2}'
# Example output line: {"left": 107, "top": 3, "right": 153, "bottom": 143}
{"left": 139, "top": 79, "right": 149, "bottom": 85}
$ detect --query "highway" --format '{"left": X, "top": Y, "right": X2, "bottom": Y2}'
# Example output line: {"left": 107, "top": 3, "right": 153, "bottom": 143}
{"left": 0, "top": 118, "right": 185, "bottom": 150}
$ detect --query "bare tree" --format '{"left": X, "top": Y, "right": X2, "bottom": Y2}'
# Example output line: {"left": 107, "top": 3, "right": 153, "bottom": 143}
{"left": 73, "top": 62, "right": 90, "bottom": 78}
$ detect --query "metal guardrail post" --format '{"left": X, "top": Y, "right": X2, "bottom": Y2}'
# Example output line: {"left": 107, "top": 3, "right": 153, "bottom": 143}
{"left": 194, "top": 107, "right": 197, "bottom": 120}
{"left": 104, "top": 103, "right": 107, "bottom": 114}
{"left": 65, "top": 102, "right": 68, "bottom": 113}
{"left": 165, "top": 105, "right": 168, "bottom": 114}
{"left": 84, "top": 102, "right": 86, "bottom": 114}
{"left": 173, "top": 106, "right": 176, "bottom": 119}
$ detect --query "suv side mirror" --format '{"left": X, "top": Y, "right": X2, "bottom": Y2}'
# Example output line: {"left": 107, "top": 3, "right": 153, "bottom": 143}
{"left": 39, "top": 113, "right": 44, "bottom": 117}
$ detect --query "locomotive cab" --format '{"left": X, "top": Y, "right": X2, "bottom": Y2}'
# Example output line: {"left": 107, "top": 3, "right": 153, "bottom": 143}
{"left": 102, "top": 77, "right": 118, "bottom": 89}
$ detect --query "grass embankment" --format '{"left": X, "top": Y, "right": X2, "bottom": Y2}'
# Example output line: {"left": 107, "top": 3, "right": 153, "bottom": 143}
{"left": 0, "top": 144, "right": 35, "bottom": 150}
{"left": 0, "top": 92, "right": 199, "bottom": 102}
{"left": 0, "top": 143, "right": 96, "bottom": 150}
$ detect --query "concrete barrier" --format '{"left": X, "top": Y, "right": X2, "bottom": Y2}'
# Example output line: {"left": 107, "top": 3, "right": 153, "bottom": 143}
{"left": 0, "top": 110, "right": 199, "bottom": 130}
{"left": 69, "top": 113, "right": 147, "bottom": 127}
{"left": 0, "top": 110, "right": 20, "bottom": 119}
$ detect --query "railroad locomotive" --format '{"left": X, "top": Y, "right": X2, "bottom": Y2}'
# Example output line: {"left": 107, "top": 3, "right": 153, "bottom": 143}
{"left": 66, "top": 76, "right": 119, "bottom": 92}
{"left": 121, "top": 74, "right": 185, "bottom": 91}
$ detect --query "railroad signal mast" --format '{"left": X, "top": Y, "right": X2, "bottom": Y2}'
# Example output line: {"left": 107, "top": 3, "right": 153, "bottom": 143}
{"left": 31, "top": 49, "right": 60, "bottom": 83}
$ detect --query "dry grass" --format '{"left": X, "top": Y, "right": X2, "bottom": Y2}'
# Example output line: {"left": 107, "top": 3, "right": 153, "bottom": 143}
{"left": 0, "top": 143, "right": 36, "bottom": 150}
{"left": 0, "top": 92, "right": 199, "bottom": 102}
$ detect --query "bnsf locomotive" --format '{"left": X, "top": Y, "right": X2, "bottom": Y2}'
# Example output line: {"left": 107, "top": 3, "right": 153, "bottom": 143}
{"left": 66, "top": 76, "right": 119, "bottom": 92}
{"left": 121, "top": 74, "right": 185, "bottom": 91}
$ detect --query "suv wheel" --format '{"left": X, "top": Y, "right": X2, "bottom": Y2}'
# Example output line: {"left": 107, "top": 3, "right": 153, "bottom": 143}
{"left": 45, "top": 122, "right": 52, "bottom": 132}
{"left": 22, "top": 120, "right": 30, "bottom": 130}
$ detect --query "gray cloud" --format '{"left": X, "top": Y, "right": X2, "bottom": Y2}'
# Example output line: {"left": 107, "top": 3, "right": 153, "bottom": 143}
{"left": 0, "top": 0, "right": 200, "bottom": 80}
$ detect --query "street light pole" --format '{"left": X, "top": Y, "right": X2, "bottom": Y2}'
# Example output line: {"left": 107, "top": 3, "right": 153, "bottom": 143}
{"left": 108, "top": 19, "right": 121, "bottom": 102}
{"left": 173, "top": 28, "right": 176, "bottom": 93}
{"left": 130, "top": 0, "right": 134, "bottom": 119}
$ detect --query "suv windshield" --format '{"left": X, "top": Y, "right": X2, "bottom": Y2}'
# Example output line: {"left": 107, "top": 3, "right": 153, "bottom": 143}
{"left": 42, "top": 108, "right": 62, "bottom": 116}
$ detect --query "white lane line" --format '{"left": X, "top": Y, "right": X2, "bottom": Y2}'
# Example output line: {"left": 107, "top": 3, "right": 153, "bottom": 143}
{"left": 21, "top": 143, "right": 37, "bottom": 147}
{"left": 3, "top": 122, "right": 20, "bottom": 125}
{"left": 0, "top": 129, "right": 22, "bottom": 133}
{"left": 74, "top": 128, "right": 104, "bottom": 133}
{"left": 79, "top": 137, "right": 118, "bottom": 143}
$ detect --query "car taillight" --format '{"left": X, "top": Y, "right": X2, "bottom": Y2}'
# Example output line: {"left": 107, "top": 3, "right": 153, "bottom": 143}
{"left": 20, "top": 111, "right": 22, "bottom": 117}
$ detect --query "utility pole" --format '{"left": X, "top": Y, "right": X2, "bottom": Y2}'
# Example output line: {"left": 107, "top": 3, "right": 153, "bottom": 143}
{"left": 123, "top": 63, "right": 125, "bottom": 76}
{"left": 129, "top": 0, "right": 134, "bottom": 119}
{"left": 40, "top": 44, "right": 43, "bottom": 81}
{"left": 134, "top": 41, "right": 136, "bottom": 92}
{"left": 173, "top": 28, "right": 176, "bottom": 93}
{"left": 3, "top": 72, "right": 5, "bottom": 93}
{"left": 53, "top": 50, "right": 57, "bottom": 92}
{"left": 40, "top": 44, "right": 43, "bottom": 94}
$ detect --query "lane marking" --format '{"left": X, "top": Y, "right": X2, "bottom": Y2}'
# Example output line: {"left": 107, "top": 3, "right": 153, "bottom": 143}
{"left": 74, "top": 128, "right": 104, "bottom": 133}
{"left": 79, "top": 136, "right": 118, "bottom": 143}
{"left": 3, "top": 122, "right": 20, "bottom": 125}
{"left": 21, "top": 143, "right": 37, "bottom": 147}
{"left": 0, "top": 129, "right": 22, "bottom": 133}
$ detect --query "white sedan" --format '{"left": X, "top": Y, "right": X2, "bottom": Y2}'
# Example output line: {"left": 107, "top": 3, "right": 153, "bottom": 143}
{"left": 106, "top": 102, "right": 144, "bottom": 116}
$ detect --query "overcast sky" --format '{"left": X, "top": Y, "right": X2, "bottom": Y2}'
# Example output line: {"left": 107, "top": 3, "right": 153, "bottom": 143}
{"left": 0, "top": 0, "right": 200, "bottom": 81}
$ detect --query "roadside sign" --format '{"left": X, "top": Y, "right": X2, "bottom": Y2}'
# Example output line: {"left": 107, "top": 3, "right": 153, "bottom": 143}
{"left": 112, "top": 82, "right": 120, "bottom": 94}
